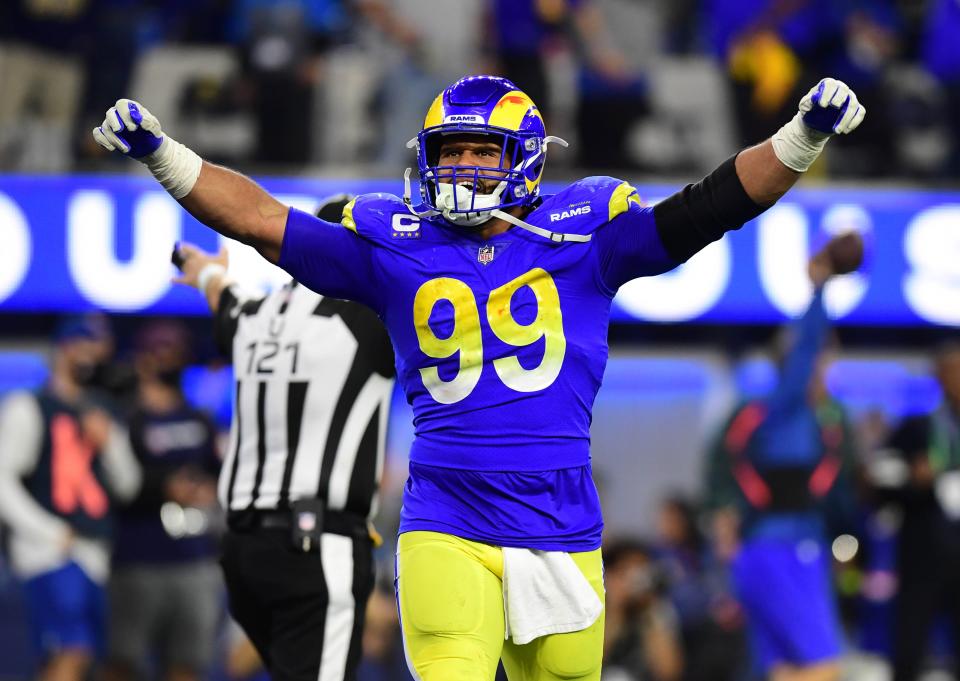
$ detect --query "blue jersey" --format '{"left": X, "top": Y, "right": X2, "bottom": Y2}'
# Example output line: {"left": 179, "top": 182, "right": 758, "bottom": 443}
{"left": 279, "top": 176, "right": 676, "bottom": 550}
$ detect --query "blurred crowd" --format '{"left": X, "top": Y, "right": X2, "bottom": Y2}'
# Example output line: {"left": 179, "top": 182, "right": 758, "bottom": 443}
{"left": 0, "top": 0, "right": 958, "bottom": 181}
{"left": 1, "top": 307, "right": 960, "bottom": 681}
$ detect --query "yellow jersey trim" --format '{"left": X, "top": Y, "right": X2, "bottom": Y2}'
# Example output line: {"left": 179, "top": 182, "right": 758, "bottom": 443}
{"left": 341, "top": 198, "right": 358, "bottom": 233}
{"left": 607, "top": 181, "right": 643, "bottom": 222}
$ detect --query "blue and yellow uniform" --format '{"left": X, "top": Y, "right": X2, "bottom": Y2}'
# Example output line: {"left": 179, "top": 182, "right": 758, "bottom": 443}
{"left": 281, "top": 177, "right": 670, "bottom": 549}
{"left": 277, "top": 75, "right": 766, "bottom": 680}
{"left": 280, "top": 178, "right": 669, "bottom": 679}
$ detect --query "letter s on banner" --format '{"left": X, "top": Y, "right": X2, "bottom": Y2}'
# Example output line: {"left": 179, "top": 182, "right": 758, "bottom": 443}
{"left": 904, "top": 205, "right": 960, "bottom": 326}
{"left": 0, "top": 193, "right": 31, "bottom": 304}
{"left": 68, "top": 191, "right": 181, "bottom": 311}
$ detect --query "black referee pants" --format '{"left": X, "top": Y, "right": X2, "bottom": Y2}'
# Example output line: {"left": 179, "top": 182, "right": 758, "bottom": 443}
{"left": 220, "top": 528, "right": 374, "bottom": 681}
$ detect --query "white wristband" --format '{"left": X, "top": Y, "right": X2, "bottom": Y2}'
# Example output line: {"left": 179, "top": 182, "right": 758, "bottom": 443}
{"left": 143, "top": 136, "right": 203, "bottom": 199}
{"left": 197, "top": 263, "right": 227, "bottom": 295}
{"left": 771, "top": 113, "right": 832, "bottom": 173}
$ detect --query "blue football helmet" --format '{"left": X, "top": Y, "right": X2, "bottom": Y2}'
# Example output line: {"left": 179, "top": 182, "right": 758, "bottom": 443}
{"left": 405, "top": 75, "right": 566, "bottom": 227}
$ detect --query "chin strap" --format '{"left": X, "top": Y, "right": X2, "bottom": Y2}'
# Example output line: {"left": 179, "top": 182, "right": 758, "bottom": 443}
{"left": 489, "top": 209, "right": 591, "bottom": 243}
{"left": 403, "top": 163, "right": 591, "bottom": 243}
{"left": 403, "top": 167, "right": 440, "bottom": 218}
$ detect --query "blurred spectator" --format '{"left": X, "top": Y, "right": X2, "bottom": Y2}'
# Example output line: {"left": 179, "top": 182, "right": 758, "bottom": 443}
{"left": 228, "top": 0, "right": 352, "bottom": 164}
{"left": 368, "top": 0, "right": 483, "bottom": 168}
{"left": 655, "top": 496, "right": 709, "bottom": 631}
{"left": 106, "top": 321, "right": 221, "bottom": 681}
{"left": 818, "top": 1, "right": 901, "bottom": 178}
{"left": 0, "top": 0, "right": 94, "bottom": 171}
{"left": 486, "top": 0, "right": 575, "bottom": 123}
{"left": 602, "top": 539, "right": 684, "bottom": 681}
{"left": 356, "top": 581, "right": 414, "bottom": 681}
{"left": 920, "top": 0, "right": 960, "bottom": 177}
{"left": 572, "top": 0, "right": 651, "bottom": 170}
{"left": 704, "top": 236, "right": 863, "bottom": 681}
{"left": 871, "top": 341, "right": 960, "bottom": 681}
{"left": 0, "top": 314, "right": 141, "bottom": 681}
{"left": 654, "top": 496, "right": 745, "bottom": 681}
{"left": 487, "top": 0, "right": 645, "bottom": 169}
{"left": 705, "top": 0, "right": 819, "bottom": 147}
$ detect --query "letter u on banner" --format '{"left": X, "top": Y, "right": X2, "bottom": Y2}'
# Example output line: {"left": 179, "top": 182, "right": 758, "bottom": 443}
{"left": 67, "top": 191, "right": 181, "bottom": 311}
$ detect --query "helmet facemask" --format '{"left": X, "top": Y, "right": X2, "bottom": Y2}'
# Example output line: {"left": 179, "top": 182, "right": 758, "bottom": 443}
{"left": 410, "top": 125, "right": 545, "bottom": 227}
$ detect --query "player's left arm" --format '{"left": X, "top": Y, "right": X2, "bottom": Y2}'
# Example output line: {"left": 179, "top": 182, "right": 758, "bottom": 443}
{"left": 655, "top": 78, "right": 865, "bottom": 264}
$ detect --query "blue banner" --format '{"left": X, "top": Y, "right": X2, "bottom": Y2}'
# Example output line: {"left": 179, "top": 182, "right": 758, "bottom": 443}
{"left": 1, "top": 174, "right": 958, "bottom": 326}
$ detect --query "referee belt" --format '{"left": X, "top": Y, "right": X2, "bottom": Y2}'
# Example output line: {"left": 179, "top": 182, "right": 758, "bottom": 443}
{"left": 227, "top": 508, "right": 370, "bottom": 540}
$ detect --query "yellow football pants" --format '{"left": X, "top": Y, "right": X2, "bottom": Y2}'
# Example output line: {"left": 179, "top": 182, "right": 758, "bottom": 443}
{"left": 396, "top": 531, "right": 605, "bottom": 681}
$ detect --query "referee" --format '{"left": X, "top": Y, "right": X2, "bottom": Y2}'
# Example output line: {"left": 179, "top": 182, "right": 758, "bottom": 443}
{"left": 173, "top": 196, "right": 396, "bottom": 681}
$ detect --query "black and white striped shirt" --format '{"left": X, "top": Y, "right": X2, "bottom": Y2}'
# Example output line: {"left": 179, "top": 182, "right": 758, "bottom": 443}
{"left": 214, "top": 281, "right": 395, "bottom": 519}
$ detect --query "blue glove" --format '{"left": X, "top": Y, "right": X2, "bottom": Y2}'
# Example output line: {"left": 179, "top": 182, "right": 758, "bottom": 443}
{"left": 93, "top": 99, "right": 164, "bottom": 159}
{"left": 799, "top": 78, "right": 865, "bottom": 135}
{"left": 773, "top": 78, "right": 866, "bottom": 172}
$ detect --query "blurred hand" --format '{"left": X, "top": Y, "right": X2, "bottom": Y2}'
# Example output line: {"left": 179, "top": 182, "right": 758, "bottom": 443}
{"left": 910, "top": 457, "right": 935, "bottom": 488}
{"left": 92, "top": 99, "right": 165, "bottom": 159}
{"left": 165, "top": 469, "right": 198, "bottom": 506}
{"left": 165, "top": 467, "right": 217, "bottom": 507}
{"left": 58, "top": 528, "right": 75, "bottom": 557}
{"left": 808, "top": 231, "right": 864, "bottom": 287}
{"left": 172, "top": 242, "right": 228, "bottom": 289}
{"left": 189, "top": 480, "right": 218, "bottom": 508}
{"left": 81, "top": 409, "right": 113, "bottom": 450}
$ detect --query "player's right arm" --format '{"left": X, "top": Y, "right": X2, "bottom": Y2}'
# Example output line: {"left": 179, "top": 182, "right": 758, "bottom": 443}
{"left": 94, "top": 100, "right": 380, "bottom": 307}
{"left": 182, "top": 163, "right": 288, "bottom": 263}
{"left": 93, "top": 100, "right": 287, "bottom": 262}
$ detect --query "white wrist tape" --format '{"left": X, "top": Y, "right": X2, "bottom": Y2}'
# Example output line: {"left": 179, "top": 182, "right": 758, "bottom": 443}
{"left": 771, "top": 113, "right": 832, "bottom": 173}
{"left": 197, "top": 263, "right": 227, "bottom": 295}
{"left": 143, "top": 137, "right": 203, "bottom": 199}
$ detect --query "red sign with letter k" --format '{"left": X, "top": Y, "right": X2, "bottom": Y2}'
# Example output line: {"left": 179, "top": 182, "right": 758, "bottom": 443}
{"left": 51, "top": 414, "right": 108, "bottom": 519}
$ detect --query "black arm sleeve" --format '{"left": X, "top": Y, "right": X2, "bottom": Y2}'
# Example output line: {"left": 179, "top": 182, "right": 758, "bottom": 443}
{"left": 653, "top": 154, "right": 766, "bottom": 263}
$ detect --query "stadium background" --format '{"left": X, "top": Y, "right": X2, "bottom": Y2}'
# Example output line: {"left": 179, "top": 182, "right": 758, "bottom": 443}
{"left": 0, "top": 0, "right": 958, "bottom": 680}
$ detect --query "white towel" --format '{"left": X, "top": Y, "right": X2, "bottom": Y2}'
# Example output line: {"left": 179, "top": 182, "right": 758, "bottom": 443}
{"left": 501, "top": 547, "right": 603, "bottom": 645}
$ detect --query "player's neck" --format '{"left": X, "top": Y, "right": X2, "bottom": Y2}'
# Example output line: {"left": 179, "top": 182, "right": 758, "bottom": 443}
{"left": 477, "top": 206, "right": 526, "bottom": 241}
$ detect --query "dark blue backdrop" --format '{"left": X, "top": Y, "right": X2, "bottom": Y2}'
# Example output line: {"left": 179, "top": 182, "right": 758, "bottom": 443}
{"left": 1, "top": 175, "right": 957, "bottom": 326}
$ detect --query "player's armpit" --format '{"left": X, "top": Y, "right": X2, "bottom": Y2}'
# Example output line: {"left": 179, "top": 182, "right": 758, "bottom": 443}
{"left": 278, "top": 208, "right": 383, "bottom": 313}
{"left": 653, "top": 154, "right": 766, "bottom": 264}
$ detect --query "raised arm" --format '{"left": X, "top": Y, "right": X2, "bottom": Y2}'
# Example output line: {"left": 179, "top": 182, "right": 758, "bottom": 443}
{"left": 653, "top": 78, "right": 865, "bottom": 264}
{"left": 93, "top": 100, "right": 287, "bottom": 262}
{"left": 736, "top": 78, "right": 865, "bottom": 205}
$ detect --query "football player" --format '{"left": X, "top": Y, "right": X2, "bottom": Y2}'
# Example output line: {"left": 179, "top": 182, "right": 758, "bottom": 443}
{"left": 93, "top": 74, "right": 864, "bottom": 681}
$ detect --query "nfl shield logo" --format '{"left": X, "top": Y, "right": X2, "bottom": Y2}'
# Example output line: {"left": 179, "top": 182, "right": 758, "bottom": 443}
{"left": 478, "top": 245, "right": 495, "bottom": 265}
{"left": 297, "top": 513, "right": 317, "bottom": 532}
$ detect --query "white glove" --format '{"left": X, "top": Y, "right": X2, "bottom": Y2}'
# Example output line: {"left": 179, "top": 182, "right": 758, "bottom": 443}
{"left": 772, "top": 78, "right": 867, "bottom": 172}
{"left": 92, "top": 99, "right": 202, "bottom": 199}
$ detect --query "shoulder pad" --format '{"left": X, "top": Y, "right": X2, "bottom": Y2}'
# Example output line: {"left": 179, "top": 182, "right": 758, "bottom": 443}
{"left": 340, "top": 192, "right": 414, "bottom": 241}
{"left": 534, "top": 176, "right": 645, "bottom": 237}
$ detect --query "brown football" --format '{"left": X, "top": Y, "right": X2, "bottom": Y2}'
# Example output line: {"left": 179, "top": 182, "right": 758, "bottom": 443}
{"left": 824, "top": 232, "right": 864, "bottom": 275}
